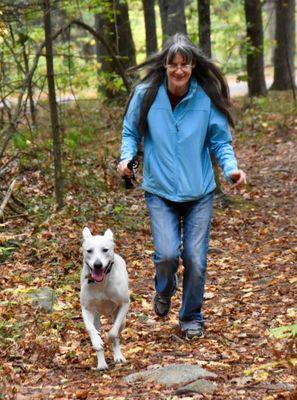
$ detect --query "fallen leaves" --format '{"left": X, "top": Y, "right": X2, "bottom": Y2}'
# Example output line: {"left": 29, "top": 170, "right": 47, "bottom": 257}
{"left": 1, "top": 93, "right": 296, "bottom": 399}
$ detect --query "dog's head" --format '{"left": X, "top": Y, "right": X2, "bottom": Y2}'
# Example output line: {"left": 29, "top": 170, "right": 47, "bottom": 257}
{"left": 82, "top": 227, "right": 114, "bottom": 283}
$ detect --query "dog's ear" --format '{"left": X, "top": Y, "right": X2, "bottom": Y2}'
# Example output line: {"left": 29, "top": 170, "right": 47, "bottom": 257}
{"left": 83, "top": 227, "right": 92, "bottom": 239}
{"left": 104, "top": 229, "right": 113, "bottom": 241}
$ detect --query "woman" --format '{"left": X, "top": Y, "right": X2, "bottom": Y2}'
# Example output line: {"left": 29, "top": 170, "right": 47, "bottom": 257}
{"left": 117, "top": 34, "right": 246, "bottom": 339}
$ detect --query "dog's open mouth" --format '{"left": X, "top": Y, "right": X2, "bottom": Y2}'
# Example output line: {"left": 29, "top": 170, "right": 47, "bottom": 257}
{"left": 91, "top": 268, "right": 105, "bottom": 282}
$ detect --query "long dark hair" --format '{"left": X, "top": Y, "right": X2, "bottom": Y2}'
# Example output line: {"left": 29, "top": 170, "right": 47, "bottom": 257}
{"left": 125, "top": 33, "right": 234, "bottom": 135}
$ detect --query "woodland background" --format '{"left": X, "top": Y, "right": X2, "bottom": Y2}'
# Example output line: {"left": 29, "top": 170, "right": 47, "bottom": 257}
{"left": 0, "top": 1, "right": 296, "bottom": 399}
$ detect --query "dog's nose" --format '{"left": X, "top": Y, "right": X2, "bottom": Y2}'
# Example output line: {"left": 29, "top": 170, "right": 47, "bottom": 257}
{"left": 93, "top": 261, "right": 103, "bottom": 269}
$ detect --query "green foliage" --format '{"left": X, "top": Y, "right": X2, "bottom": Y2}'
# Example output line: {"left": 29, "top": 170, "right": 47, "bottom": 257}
{"left": 270, "top": 325, "right": 297, "bottom": 339}
{"left": 0, "top": 243, "right": 19, "bottom": 263}
{"left": 97, "top": 71, "right": 126, "bottom": 96}
{"left": 0, "top": 318, "right": 22, "bottom": 346}
{"left": 113, "top": 204, "right": 125, "bottom": 214}
{"left": 64, "top": 129, "right": 81, "bottom": 149}
{"left": 13, "top": 130, "right": 31, "bottom": 150}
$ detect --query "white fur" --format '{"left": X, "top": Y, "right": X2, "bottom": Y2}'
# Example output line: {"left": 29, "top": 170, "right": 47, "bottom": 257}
{"left": 80, "top": 228, "right": 130, "bottom": 370}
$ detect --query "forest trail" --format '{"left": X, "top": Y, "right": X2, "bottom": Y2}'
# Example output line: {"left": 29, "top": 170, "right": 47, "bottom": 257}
{"left": 1, "top": 98, "right": 296, "bottom": 399}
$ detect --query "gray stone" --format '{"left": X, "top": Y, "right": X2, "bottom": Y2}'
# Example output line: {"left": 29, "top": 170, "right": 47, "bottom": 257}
{"left": 28, "top": 287, "right": 56, "bottom": 313}
{"left": 176, "top": 379, "right": 217, "bottom": 395}
{"left": 256, "top": 382, "right": 295, "bottom": 391}
{"left": 124, "top": 363, "right": 217, "bottom": 386}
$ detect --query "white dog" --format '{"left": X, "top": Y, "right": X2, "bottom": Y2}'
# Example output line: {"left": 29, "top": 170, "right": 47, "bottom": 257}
{"left": 80, "top": 227, "right": 130, "bottom": 370}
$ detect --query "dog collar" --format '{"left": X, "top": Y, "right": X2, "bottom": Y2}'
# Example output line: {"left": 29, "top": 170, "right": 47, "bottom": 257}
{"left": 104, "top": 260, "right": 114, "bottom": 275}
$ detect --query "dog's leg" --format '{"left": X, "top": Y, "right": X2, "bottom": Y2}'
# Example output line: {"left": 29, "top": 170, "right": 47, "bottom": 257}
{"left": 108, "top": 302, "right": 129, "bottom": 341}
{"left": 112, "top": 336, "right": 127, "bottom": 364}
{"left": 110, "top": 307, "right": 127, "bottom": 364}
{"left": 108, "top": 302, "right": 129, "bottom": 364}
{"left": 81, "top": 308, "right": 108, "bottom": 370}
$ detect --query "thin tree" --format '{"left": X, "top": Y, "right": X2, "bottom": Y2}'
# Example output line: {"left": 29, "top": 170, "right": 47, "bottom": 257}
{"left": 142, "top": 0, "right": 158, "bottom": 56}
{"left": 198, "top": 0, "right": 211, "bottom": 58}
{"left": 244, "top": 0, "right": 267, "bottom": 96}
{"left": 21, "top": 39, "right": 36, "bottom": 127}
{"left": 43, "top": 0, "right": 63, "bottom": 209}
{"left": 271, "top": 0, "right": 296, "bottom": 93}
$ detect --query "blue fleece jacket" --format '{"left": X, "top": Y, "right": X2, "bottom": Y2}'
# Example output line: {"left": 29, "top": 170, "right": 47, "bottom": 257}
{"left": 121, "top": 78, "right": 238, "bottom": 202}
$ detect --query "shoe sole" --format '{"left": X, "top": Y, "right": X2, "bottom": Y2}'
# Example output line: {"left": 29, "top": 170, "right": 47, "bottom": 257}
{"left": 184, "top": 332, "right": 205, "bottom": 340}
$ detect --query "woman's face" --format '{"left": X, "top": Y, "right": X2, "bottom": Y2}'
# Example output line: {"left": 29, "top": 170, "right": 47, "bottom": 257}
{"left": 165, "top": 53, "right": 194, "bottom": 95}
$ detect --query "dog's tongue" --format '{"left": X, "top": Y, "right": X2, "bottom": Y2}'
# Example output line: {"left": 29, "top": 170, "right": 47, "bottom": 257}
{"left": 92, "top": 269, "right": 105, "bottom": 282}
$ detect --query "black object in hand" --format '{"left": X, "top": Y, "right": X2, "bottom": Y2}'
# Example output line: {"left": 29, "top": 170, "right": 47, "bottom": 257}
{"left": 123, "top": 157, "right": 139, "bottom": 189}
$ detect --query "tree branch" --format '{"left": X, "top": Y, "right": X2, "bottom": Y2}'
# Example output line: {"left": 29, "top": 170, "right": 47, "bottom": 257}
{"left": 0, "top": 179, "right": 16, "bottom": 220}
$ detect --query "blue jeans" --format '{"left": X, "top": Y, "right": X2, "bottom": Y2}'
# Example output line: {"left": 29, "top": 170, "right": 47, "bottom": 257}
{"left": 145, "top": 191, "right": 214, "bottom": 324}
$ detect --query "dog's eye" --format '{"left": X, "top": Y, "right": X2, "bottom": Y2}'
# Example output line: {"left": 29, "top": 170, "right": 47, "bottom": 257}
{"left": 86, "top": 249, "right": 93, "bottom": 254}
{"left": 102, "top": 248, "right": 109, "bottom": 253}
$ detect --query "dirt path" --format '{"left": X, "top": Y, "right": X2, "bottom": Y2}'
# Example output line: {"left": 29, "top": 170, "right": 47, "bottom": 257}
{"left": 1, "top": 99, "right": 296, "bottom": 399}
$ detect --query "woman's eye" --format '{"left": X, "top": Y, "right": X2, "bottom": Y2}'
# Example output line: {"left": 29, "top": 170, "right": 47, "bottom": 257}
{"left": 87, "top": 249, "right": 93, "bottom": 254}
{"left": 102, "top": 248, "right": 109, "bottom": 253}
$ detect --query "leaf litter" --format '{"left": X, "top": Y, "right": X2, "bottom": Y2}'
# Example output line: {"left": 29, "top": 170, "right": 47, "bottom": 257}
{"left": 0, "top": 93, "right": 296, "bottom": 399}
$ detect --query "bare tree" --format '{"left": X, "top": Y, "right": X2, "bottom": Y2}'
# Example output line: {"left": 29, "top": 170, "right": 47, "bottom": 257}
{"left": 271, "top": 0, "right": 296, "bottom": 92}
{"left": 158, "top": 0, "right": 187, "bottom": 42}
{"left": 142, "top": 0, "right": 158, "bottom": 56}
{"left": 198, "top": 0, "right": 211, "bottom": 57}
{"left": 43, "top": 0, "right": 64, "bottom": 209}
{"left": 244, "top": 0, "right": 267, "bottom": 96}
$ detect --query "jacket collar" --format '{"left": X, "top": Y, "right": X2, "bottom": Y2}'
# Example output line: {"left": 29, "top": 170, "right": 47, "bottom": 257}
{"left": 160, "top": 77, "right": 198, "bottom": 109}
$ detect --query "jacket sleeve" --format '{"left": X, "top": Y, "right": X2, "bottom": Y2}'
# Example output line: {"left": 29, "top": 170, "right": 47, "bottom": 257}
{"left": 206, "top": 103, "right": 238, "bottom": 181}
{"left": 120, "top": 87, "right": 143, "bottom": 161}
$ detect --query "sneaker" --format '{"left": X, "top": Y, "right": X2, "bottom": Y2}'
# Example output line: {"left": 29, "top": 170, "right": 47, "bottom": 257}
{"left": 153, "top": 293, "right": 172, "bottom": 317}
{"left": 181, "top": 321, "right": 205, "bottom": 339}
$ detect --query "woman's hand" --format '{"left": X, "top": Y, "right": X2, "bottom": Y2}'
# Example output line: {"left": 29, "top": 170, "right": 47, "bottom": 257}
{"left": 117, "top": 160, "right": 132, "bottom": 177}
{"left": 229, "top": 169, "right": 247, "bottom": 190}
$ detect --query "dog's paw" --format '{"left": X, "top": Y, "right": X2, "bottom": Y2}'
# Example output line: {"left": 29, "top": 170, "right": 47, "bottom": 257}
{"left": 97, "top": 361, "right": 108, "bottom": 370}
{"left": 114, "top": 353, "right": 127, "bottom": 364}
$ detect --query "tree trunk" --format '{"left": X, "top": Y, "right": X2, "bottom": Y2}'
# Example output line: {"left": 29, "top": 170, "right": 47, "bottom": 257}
{"left": 95, "top": 12, "right": 115, "bottom": 74}
{"left": 197, "top": 1, "right": 223, "bottom": 196}
{"left": 158, "top": 0, "right": 168, "bottom": 41}
{"left": 142, "top": 0, "right": 158, "bottom": 56}
{"left": 95, "top": 0, "right": 135, "bottom": 71}
{"left": 271, "top": 0, "right": 296, "bottom": 91}
{"left": 115, "top": 0, "right": 136, "bottom": 69}
{"left": 168, "top": 0, "right": 187, "bottom": 36}
{"left": 198, "top": 0, "right": 211, "bottom": 58}
{"left": 95, "top": 9, "right": 116, "bottom": 97}
{"left": 244, "top": 0, "right": 267, "bottom": 96}
{"left": 263, "top": 0, "right": 276, "bottom": 65}
{"left": 43, "top": 0, "right": 64, "bottom": 209}
{"left": 158, "top": 0, "right": 187, "bottom": 43}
